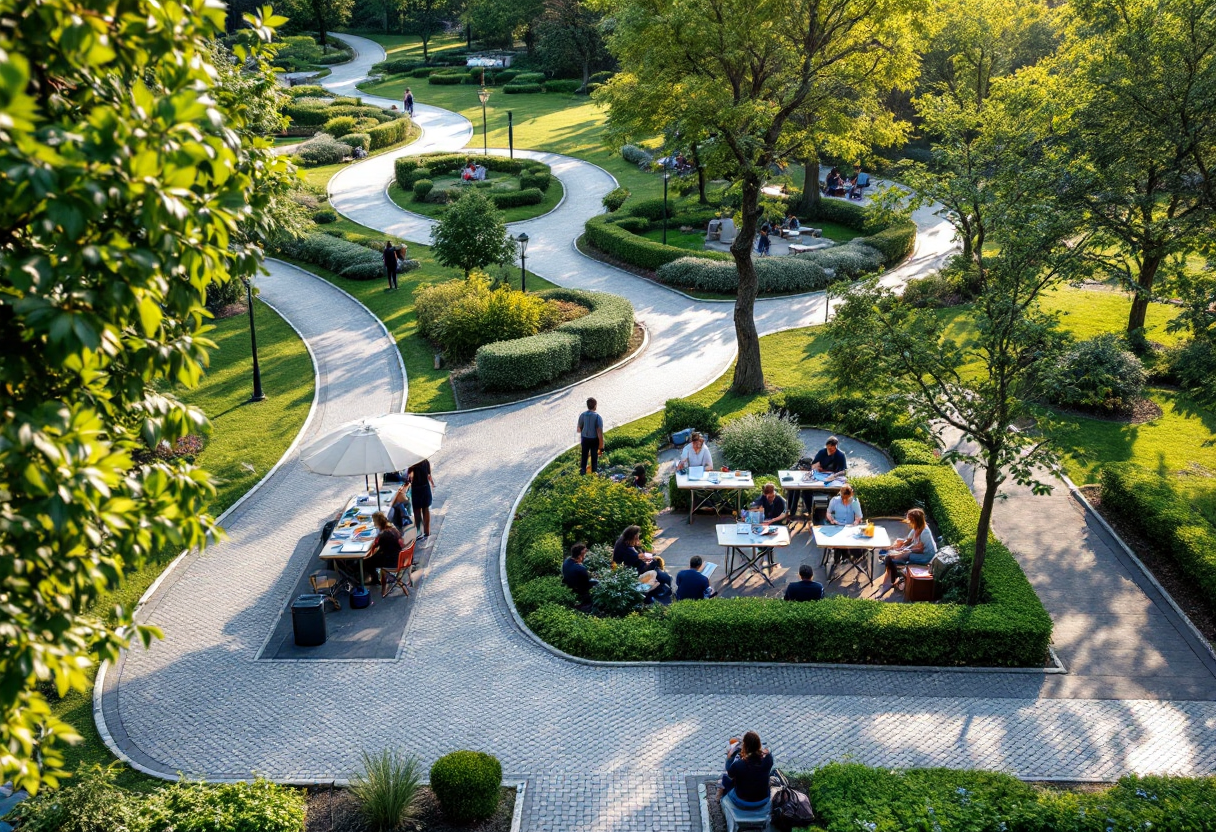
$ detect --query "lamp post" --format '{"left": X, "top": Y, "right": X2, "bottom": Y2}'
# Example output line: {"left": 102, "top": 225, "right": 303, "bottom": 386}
{"left": 244, "top": 278, "right": 266, "bottom": 402}
{"left": 478, "top": 83, "right": 490, "bottom": 156}
{"left": 662, "top": 169, "right": 670, "bottom": 246}
{"left": 516, "top": 232, "right": 529, "bottom": 292}
{"left": 507, "top": 110, "right": 514, "bottom": 158}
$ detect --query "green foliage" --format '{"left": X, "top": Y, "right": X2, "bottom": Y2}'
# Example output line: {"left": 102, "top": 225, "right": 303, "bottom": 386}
{"left": 626, "top": 197, "right": 672, "bottom": 221}
{"left": 854, "top": 219, "right": 916, "bottom": 263}
{"left": 515, "top": 575, "right": 578, "bottom": 616}
{"left": 322, "top": 114, "right": 357, "bottom": 137}
{"left": 339, "top": 131, "right": 370, "bottom": 150}
{"left": 590, "top": 565, "right": 647, "bottom": 616}
{"left": 514, "top": 71, "right": 548, "bottom": 83}
{"left": 540, "top": 288, "right": 635, "bottom": 358}
{"left": 545, "top": 79, "right": 582, "bottom": 93}
{"left": 807, "top": 242, "right": 885, "bottom": 279}
{"left": 519, "top": 170, "right": 552, "bottom": 191}
{"left": 657, "top": 255, "right": 832, "bottom": 294}
{"left": 420, "top": 273, "right": 553, "bottom": 361}
{"left": 146, "top": 779, "right": 306, "bottom": 832}
{"left": 613, "top": 216, "right": 650, "bottom": 233}
{"left": 0, "top": 0, "right": 297, "bottom": 789}
{"left": 429, "top": 751, "right": 502, "bottom": 823}
{"left": 285, "top": 83, "right": 329, "bottom": 98}
{"left": 773, "top": 389, "right": 926, "bottom": 448}
{"left": 889, "top": 438, "right": 940, "bottom": 466}
{"left": 489, "top": 187, "right": 545, "bottom": 208}
{"left": 545, "top": 473, "right": 657, "bottom": 547}
{"left": 312, "top": 209, "right": 337, "bottom": 224}
{"left": 662, "top": 399, "right": 722, "bottom": 438}
{"left": 603, "top": 186, "right": 631, "bottom": 211}
{"left": 10, "top": 765, "right": 146, "bottom": 832}
{"left": 430, "top": 190, "right": 517, "bottom": 275}
{"left": 526, "top": 604, "right": 672, "bottom": 660}
{"left": 476, "top": 331, "right": 582, "bottom": 389}
{"left": 428, "top": 72, "right": 464, "bottom": 84}
{"left": 519, "top": 532, "right": 567, "bottom": 581}
{"left": 1166, "top": 339, "right": 1216, "bottom": 406}
{"left": 1101, "top": 464, "right": 1216, "bottom": 606}
{"left": 584, "top": 212, "right": 732, "bottom": 270}
{"left": 278, "top": 233, "right": 384, "bottom": 280}
{"left": 1040, "top": 333, "right": 1146, "bottom": 413}
{"left": 504, "top": 82, "right": 544, "bottom": 93}
{"left": 366, "top": 116, "right": 412, "bottom": 150}
{"left": 350, "top": 749, "right": 422, "bottom": 832}
{"left": 371, "top": 57, "right": 425, "bottom": 75}
{"left": 620, "top": 144, "right": 653, "bottom": 165}
{"left": 413, "top": 178, "right": 434, "bottom": 200}
{"left": 294, "top": 132, "right": 350, "bottom": 166}
{"left": 717, "top": 412, "right": 803, "bottom": 474}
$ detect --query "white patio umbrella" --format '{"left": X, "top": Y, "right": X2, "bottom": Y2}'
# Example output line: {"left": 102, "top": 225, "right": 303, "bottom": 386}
{"left": 300, "top": 413, "right": 447, "bottom": 508}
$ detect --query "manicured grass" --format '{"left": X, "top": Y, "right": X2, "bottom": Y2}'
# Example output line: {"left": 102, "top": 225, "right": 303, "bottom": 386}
{"left": 637, "top": 225, "right": 707, "bottom": 251}
{"left": 49, "top": 300, "right": 315, "bottom": 789}
{"left": 386, "top": 174, "right": 565, "bottom": 222}
{"left": 296, "top": 119, "right": 422, "bottom": 191}
{"left": 348, "top": 30, "right": 466, "bottom": 60}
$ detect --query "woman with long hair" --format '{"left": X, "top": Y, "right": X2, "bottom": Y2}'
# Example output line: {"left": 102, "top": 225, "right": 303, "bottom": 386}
{"left": 366, "top": 511, "right": 402, "bottom": 587}
{"left": 880, "top": 507, "right": 937, "bottom": 590}
{"left": 612, "top": 524, "right": 653, "bottom": 573}
{"left": 717, "top": 731, "right": 773, "bottom": 810}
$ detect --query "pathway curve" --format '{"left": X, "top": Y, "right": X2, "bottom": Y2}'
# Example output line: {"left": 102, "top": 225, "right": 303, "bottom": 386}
{"left": 99, "top": 33, "right": 1216, "bottom": 831}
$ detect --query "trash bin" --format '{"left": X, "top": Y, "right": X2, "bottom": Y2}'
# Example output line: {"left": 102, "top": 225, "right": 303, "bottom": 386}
{"left": 291, "top": 594, "right": 327, "bottom": 647}
{"left": 350, "top": 585, "right": 371, "bottom": 610}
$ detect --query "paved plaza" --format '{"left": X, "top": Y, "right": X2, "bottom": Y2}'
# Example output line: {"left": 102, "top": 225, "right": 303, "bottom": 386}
{"left": 96, "top": 35, "right": 1216, "bottom": 831}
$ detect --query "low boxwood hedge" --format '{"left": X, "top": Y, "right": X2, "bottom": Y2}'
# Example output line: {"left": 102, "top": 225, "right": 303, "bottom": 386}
{"left": 540, "top": 288, "right": 634, "bottom": 359}
{"left": 277, "top": 232, "right": 385, "bottom": 280}
{"left": 889, "top": 438, "right": 940, "bottom": 466}
{"left": 371, "top": 57, "right": 424, "bottom": 75}
{"left": 657, "top": 255, "right": 831, "bottom": 294}
{"left": 489, "top": 187, "right": 543, "bottom": 208}
{"left": 514, "top": 71, "right": 546, "bottom": 83}
{"left": 519, "top": 170, "right": 551, "bottom": 191}
{"left": 367, "top": 116, "right": 412, "bottom": 150}
{"left": 544, "top": 79, "right": 581, "bottom": 93}
{"left": 504, "top": 82, "right": 543, "bottom": 94}
{"left": 1101, "top": 464, "right": 1216, "bottom": 605}
{"left": 428, "top": 72, "right": 464, "bottom": 84}
{"left": 515, "top": 575, "right": 576, "bottom": 616}
{"left": 585, "top": 213, "right": 732, "bottom": 271}
{"left": 394, "top": 153, "right": 547, "bottom": 190}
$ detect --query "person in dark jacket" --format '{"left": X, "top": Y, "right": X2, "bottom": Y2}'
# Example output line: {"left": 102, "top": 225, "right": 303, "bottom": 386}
{"left": 382, "top": 241, "right": 398, "bottom": 290}
{"left": 561, "top": 543, "right": 597, "bottom": 608}
{"left": 366, "top": 511, "right": 402, "bottom": 587}
{"left": 783, "top": 563, "right": 824, "bottom": 602}
{"left": 718, "top": 731, "right": 774, "bottom": 810}
{"left": 611, "top": 525, "right": 653, "bottom": 573}
{"left": 675, "top": 555, "right": 714, "bottom": 601}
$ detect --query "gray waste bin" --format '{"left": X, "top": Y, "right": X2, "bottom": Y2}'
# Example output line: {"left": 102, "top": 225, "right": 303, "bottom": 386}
{"left": 292, "top": 594, "right": 327, "bottom": 647}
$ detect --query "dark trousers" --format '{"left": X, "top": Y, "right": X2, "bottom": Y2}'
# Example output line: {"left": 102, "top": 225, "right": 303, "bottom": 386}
{"left": 579, "top": 436, "right": 600, "bottom": 474}
{"left": 386, "top": 265, "right": 398, "bottom": 289}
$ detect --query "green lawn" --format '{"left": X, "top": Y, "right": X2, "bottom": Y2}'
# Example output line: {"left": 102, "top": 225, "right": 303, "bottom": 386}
{"left": 296, "top": 120, "right": 423, "bottom": 191}
{"left": 50, "top": 299, "right": 316, "bottom": 788}
{"left": 347, "top": 30, "right": 467, "bottom": 60}
{"left": 387, "top": 173, "right": 565, "bottom": 222}
{"left": 637, "top": 225, "right": 707, "bottom": 251}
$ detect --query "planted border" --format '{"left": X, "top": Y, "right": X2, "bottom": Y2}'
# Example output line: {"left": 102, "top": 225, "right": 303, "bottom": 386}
{"left": 394, "top": 152, "right": 554, "bottom": 210}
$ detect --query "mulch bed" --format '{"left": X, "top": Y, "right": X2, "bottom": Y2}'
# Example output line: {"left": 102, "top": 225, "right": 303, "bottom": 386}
{"left": 305, "top": 786, "right": 515, "bottom": 832}
{"left": 1079, "top": 485, "right": 1216, "bottom": 646}
{"left": 1048, "top": 397, "right": 1163, "bottom": 425}
{"left": 450, "top": 323, "right": 646, "bottom": 410}
{"left": 212, "top": 301, "right": 248, "bottom": 320}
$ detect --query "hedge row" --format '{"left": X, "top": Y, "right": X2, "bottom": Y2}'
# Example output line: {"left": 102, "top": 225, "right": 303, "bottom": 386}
{"left": 504, "top": 82, "right": 543, "bottom": 94}
{"left": 283, "top": 101, "right": 394, "bottom": 127}
{"left": 657, "top": 255, "right": 831, "bottom": 294}
{"left": 277, "top": 232, "right": 384, "bottom": 280}
{"left": 510, "top": 455, "right": 1052, "bottom": 666}
{"left": 489, "top": 187, "right": 543, "bottom": 208}
{"left": 1100, "top": 464, "right": 1216, "bottom": 605}
{"left": 584, "top": 212, "right": 732, "bottom": 270}
{"left": 773, "top": 388, "right": 927, "bottom": 449}
{"left": 544, "top": 79, "right": 581, "bottom": 93}
{"left": 474, "top": 288, "right": 634, "bottom": 389}
{"left": 429, "top": 72, "right": 463, "bottom": 85}
{"left": 394, "top": 153, "right": 548, "bottom": 190}
{"left": 367, "top": 116, "right": 413, "bottom": 150}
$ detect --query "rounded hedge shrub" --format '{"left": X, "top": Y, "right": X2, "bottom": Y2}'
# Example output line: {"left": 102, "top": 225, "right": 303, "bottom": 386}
{"left": 1167, "top": 339, "right": 1216, "bottom": 405}
{"left": 412, "top": 178, "right": 434, "bottom": 200}
{"left": 294, "top": 132, "right": 349, "bottom": 167}
{"left": 807, "top": 242, "right": 884, "bottom": 278}
{"left": 718, "top": 412, "right": 803, "bottom": 475}
{"left": 312, "top": 209, "right": 337, "bottom": 224}
{"left": 367, "top": 116, "right": 412, "bottom": 150}
{"left": 1041, "top": 333, "right": 1146, "bottom": 413}
{"left": 476, "top": 331, "right": 581, "bottom": 390}
{"left": 430, "top": 751, "right": 502, "bottom": 823}
{"left": 613, "top": 216, "right": 650, "bottom": 233}
{"left": 428, "top": 72, "right": 463, "bottom": 85}
{"left": 603, "top": 186, "right": 630, "bottom": 212}
{"left": 625, "top": 197, "right": 671, "bottom": 221}
{"left": 620, "top": 144, "right": 652, "bottom": 165}
{"left": 514, "top": 71, "right": 546, "bottom": 83}
{"left": 657, "top": 256, "right": 830, "bottom": 295}
{"left": 339, "top": 132, "right": 370, "bottom": 150}
{"left": 322, "top": 115, "right": 356, "bottom": 137}
{"left": 544, "top": 79, "right": 581, "bottom": 93}
{"left": 503, "top": 82, "right": 543, "bottom": 94}
{"left": 277, "top": 232, "right": 384, "bottom": 280}
{"left": 662, "top": 399, "right": 721, "bottom": 438}
{"left": 496, "top": 68, "right": 519, "bottom": 83}
{"left": 490, "top": 187, "right": 544, "bottom": 208}
{"left": 514, "top": 575, "right": 577, "bottom": 616}
{"left": 519, "top": 531, "right": 566, "bottom": 581}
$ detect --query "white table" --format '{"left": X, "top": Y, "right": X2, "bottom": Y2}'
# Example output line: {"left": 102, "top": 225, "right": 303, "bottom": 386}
{"left": 777, "top": 470, "right": 847, "bottom": 529}
{"left": 716, "top": 523, "right": 790, "bottom": 587}
{"left": 812, "top": 524, "right": 891, "bottom": 584}
{"left": 321, "top": 489, "right": 400, "bottom": 587}
{"left": 676, "top": 470, "right": 754, "bottom": 524}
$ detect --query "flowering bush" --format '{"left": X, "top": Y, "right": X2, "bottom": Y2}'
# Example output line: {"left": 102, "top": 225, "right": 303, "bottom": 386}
{"left": 718, "top": 412, "right": 803, "bottom": 475}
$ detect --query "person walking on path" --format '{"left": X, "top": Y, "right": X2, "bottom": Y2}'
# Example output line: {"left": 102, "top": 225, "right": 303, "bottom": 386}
{"left": 408, "top": 458, "right": 435, "bottom": 542}
{"left": 403, "top": 88, "right": 415, "bottom": 117}
{"left": 577, "top": 397, "right": 604, "bottom": 475}
{"left": 382, "top": 241, "right": 398, "bottom": 290}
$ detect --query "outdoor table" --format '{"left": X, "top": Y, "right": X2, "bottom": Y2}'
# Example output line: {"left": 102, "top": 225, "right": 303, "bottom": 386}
{"left": 778, "top": 470, "right": 847, "bottom": 531}
{"left": 320, "top": 489, "right": 398, "bottom": 588}
{"left": 320, "top": 539, "right": 374, "bottom": 588}
{"left": 676, "top": 470, "right": 754, "bottom": 524}
{"left": 717, "top": 523, "right": 790, "bottom": 587}
{"left": 812, "top": 524, "right": 891, "bottom": 585}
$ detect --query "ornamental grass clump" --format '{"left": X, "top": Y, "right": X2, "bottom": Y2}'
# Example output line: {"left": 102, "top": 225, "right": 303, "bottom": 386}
{"left": 350, "top": 749, "right": 422, "bottom": 831}
{"left": 430, "top": 751, "right": 502, "bottom": 823}
{"left": 718, "top": 412, "right": 803, "bottom": 475}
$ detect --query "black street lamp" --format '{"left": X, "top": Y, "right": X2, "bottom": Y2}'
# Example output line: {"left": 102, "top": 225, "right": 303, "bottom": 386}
{"left": 516, "top": 232, "right": 529, "bottom": 292}
{"left": 244, "top": 278, "right": 266, "bottom": 403}
{"left": 507, "top": 110, "right": 514, "bottom": 159}
{"left": 478, "top": 83, "right": 490, "bottom": 156}
{"left": 662, "top": 169, "right": 670, "bottom": 246}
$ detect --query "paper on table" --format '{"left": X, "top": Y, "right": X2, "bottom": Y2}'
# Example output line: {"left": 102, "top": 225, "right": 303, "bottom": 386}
{"left": 736, "top": 523, "right": 751, "bottom": 535}
{"left": 688, "top": 466, "right": 705, "bottom": 481}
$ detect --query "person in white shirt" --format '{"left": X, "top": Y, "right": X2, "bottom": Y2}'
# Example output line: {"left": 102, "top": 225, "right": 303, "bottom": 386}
{"left": 826, "top": 485, "right": 863, "bottom": 525}
{"left": 678, "top": 432, "right": 713, "bottom": 471}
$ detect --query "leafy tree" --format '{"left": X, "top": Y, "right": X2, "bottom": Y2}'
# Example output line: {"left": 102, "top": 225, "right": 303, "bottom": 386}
{"left": 430, "top": 190, "right": 517, "bottom": 276}
{"left": 535, "top": 0, "right": 609, "bottom": 91}
{"left": 600, "top": 0, "right": 920, "bottom": 394}
{"left": 279, "top": 0, "right": 354, "bottom": 46}
{"left": 1059, "top": 0, "right": 1216, "bottom": 336}
{"left": 466, "top": 0, "right": 544, "bottom": 49}
{"left": 0, "top": 0, "right": 292, "bottom": 791}
{"left": 403, "top": 0, "right": 456, "bottom": 60}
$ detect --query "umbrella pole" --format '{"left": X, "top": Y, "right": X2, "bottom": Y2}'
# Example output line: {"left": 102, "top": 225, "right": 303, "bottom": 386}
{"left": 376, "top": 473, "right": 381, "bottom": 511}
{"left": 365, "top": 474, "right": 370, "bottom": 492}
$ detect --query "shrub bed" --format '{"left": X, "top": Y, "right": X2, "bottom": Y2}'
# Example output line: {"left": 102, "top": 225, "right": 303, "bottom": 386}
{"left": 277, "top": 232, "right": 385, "bottom": 280}
{"left": 367, "top": 116, "right": 412, "bottom": 150}
{"left": 294, "top": 132, "right": 349, "bottom": 166}
{"left": 657, "top": 255, "right": 831, "bottom": 294}
{"left": 544, "top": 79, "right": 581, "bottom": 93}
{"left": 1101, "top": 464, "right": 1216, "bottom": 606}
{"left": 508, "top": 443, "right": 1052, "bottom": 665}
{"left": 503, "top": 82, "right": 543, "bottom": 94}
{"left": 490, "top": 187, "right": 544, "bottom": 208}
{"left": 773, "top": 388, "right": 927, "bottom": 449}
{"left": 428, "top": 72, "right": 464, "bottom": 84}
{"left": 539, "top": 288, "right": 634, "bottom": 358}
{"left": 662, "top": 399, "right": 721, "bottom": 438}
{"left": 585, "top": 212, "right": 732, "bottom": 270}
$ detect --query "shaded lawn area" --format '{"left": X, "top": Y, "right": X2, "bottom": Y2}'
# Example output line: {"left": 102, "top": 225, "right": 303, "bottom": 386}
{"left": 386, "top": 174, "right": 565, "bottom": 223}
{"left": 285, "top": 216, "right": 557, "bottom": 413}
{"left": 346, "top": 30, "right": 466, "bottom": 60}
{"left": 49, "top": 300, "right": 315, "bottom": 789}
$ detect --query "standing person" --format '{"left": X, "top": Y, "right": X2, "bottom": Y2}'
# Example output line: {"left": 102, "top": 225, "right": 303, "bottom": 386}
{"left": 756, "top": 228, "right": 771, "bottom": 256}
{"left": 576, "top": 397, "right": 604, "bottom": 475}
{"left": 407, "top": 458, "right": 435, "bottom": 543}
{"left": 403, "top": 87, "right": 415, "bottom": 117}
{"left": 382, "top": 241, "right": 398, "bottom": 290}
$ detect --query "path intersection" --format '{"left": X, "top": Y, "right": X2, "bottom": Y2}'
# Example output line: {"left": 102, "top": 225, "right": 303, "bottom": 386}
{"left": 97, "top": 34, "right": 1216, "bottom": 831}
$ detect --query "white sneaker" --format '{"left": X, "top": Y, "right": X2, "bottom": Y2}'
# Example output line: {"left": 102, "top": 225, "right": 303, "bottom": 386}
{"left": 416, "top": 534, "right": 428, "bottom": 543}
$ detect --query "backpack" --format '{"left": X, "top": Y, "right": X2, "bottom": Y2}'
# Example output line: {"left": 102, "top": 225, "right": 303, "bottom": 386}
{"left": 769, "top": 770, "right": 814, "bottom": 831}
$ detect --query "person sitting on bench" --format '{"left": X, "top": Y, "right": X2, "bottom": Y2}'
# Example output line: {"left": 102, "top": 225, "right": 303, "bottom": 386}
{"left": 676, "top": 555, "right": 715, "bottom": 600}
{"left": 717, "top": 731, "right": 774, "bottom": 812}
{"left": 562, "top": 543, "right": 598, "bottom": 608}
{"left": 784, "top": 562, "right": 824, "bottom": 601}
{"left": 612, "top": 525, "right": 654, "bottom": 573}
{"left": 879, "top": 508, "right": 937, "bottom": 592}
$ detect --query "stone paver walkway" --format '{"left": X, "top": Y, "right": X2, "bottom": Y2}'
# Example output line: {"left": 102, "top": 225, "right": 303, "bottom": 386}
{"left": 98, "top": 33, "right": 1216, "bottom": 831}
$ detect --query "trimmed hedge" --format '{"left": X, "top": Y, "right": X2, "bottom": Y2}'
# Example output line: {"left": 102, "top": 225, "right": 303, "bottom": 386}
{"left": 1101, "top": 464, "right": 1216, "bottom": 605}
{"left": 504, "top": 82, "right": 543, "bottom": 94}
{"left": 394, "top": 153, "right": 546, "bottom": 190}
{"left": 541, "top": 288, "right": 634, "bottom": 359}
{"left": 527, "top": 604, "right": 671, "bottom": 661}
{"left": 430, "top": 752, "right": 502, "bottom": 823}
{"left": 889, "top": 438, "right": 940, "bottom": 466}
{"left": 584, "top": 213, "right": 732, "bottom": 270}
{"left": 428, "top": 72, "right": 464, "bottom": 84}
{"left": 339, "top": 132, "right": 370, "bottom": 151}
{"left": 413, "top": 179, "right": 434, "bottom": 200}
{"left": 626, "top": 197, "right": 671, "bottom": 221}
{"left": 773, "top": 388, "right": 926, "bottom": 449}
{"left": 662, "top": 399, "right": 721, "bottom": 438}
{"left": 514, "top": 575, "right": 576, "bottom": 616}
{"left": 489, "top": 187, "right": 543, "bottom": 208}
{"left": 520, "top": 170, "right": 551, "bottom": 191}
{"left": 514, "top": 71, "right": 547, "bottom": 83}
{"left": 367, "top": 116, "right": 412, "bottom": 150}
{"left": 475, "top": 331, "right": 581, "bottom": 390}
{"left": 371, "top": 57, "right": 424, "bottom": 75}
{"left": 657, "top": 256, "right": 831, "bottom": 294}
{"left": 277, "top": 233, "right": 384, "bottom": 280}
{"left": 544, "top": 79, "right": 581, "bottom": 93}
{"left": 603, "top": 186, "right": 630, "bottom": 212}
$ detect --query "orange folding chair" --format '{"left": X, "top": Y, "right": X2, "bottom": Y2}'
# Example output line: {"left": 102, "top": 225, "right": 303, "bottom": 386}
{"left": 381, "top": 536, "right": 416, "bottom": 598}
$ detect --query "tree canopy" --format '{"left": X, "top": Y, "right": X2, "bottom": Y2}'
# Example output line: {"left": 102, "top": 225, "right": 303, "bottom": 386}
{"left": 430, "top": 190, "right": 517, "bottom": 276}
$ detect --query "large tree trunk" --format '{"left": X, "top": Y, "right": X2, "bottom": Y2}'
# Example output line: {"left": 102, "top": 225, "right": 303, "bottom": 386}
{"left": 796, "top": 156, "right": 820, "bottom": 214}
{"left": 729, "top": 176, "right": 765, "bottom": 395}
{"left": 581, "top": 60, "right": 590, "bottom": 92}
{"left": 422, "top": 32, "right": 430, "bottom": 61}
{"left": 691, "top": 142, "right": 707, "bottom": 204}
{"left": 968, "top": 461, "right": 1000, "bottom": 605}
{"left": 1127, "top": 251, "right": 1164, "bottom": 335}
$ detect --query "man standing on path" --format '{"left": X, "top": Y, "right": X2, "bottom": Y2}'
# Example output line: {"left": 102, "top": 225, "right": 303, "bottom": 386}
{"left": 577, "top": 397, "right": 604, "bottom": 475}
{"left": 382, "top": 241, "right": 398, "bottom": 290}
{"left": 404, "top": 88, "right": 415, "bottom": 117}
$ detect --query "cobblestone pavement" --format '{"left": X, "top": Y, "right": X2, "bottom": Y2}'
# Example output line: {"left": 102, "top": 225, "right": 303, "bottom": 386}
{"left": 99, "top": 33, "right": 1216, "bottom": 831}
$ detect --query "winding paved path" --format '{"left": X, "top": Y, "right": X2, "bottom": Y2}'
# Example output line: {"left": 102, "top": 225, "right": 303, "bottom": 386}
{"left": 98, "top": 34, "right": 1216, "bottom": 830}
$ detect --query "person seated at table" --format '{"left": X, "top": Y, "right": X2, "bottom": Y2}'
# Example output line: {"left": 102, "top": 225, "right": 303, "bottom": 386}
{"left": 784, "top": 213, "right": 800, "bottom": 233}
{"left": 879, "top": 508, "right": 938, "bottom": 591}
{"left": 562, "top": 543, "right": 598, "bottom": 609}
{"left": 784, "top": 562, "right": 825, "bottom": 602}
{"left": 612, "top": 525, "right": 654, "bottom": 573}
{"left": 641, "top": 556, "right": 673, "bottom": 604}
{"left": 823, "top": 168, "right": 845, "bottom": 196}
{"left": 388, "top": 483, "right": 412, "bottom": 532}
{"left": 461, "top": 161, "right": 477, "bottom": 181}
{"left": 676, "top": 555, "right": 716, "bottom": 600}
{"left": 631, "top": 463, "right": 648, "bottom": 489}
{"left": 811, "top": 436, "right": 847, "bottom": 477}
{"left": 850, "top": 169, "right": 870, "bottom": 199}
{"left": 751, "top": 483, "right": 788, "bottom": 524}
{"left": 677, "top": 432, "right": 713, "bottom": 472}
{"left": 367, "top": 511, "right": 403, "bottom": 587}
{"left": 826, "top": 485, "right": 863, "bottom": 525}
{"left": 717, "top": 731, "right": 774, "bottom": 812}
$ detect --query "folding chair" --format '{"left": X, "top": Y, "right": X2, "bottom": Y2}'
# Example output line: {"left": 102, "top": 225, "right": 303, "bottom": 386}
{"left": 381, "top": 536, "right": 416, "bottom": 598}
{"left": 309, "top": 570, "right": 341, "bottom": 611}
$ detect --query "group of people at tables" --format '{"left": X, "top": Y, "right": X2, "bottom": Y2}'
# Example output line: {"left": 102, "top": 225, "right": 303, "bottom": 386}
{"left": 338, "top": 459, "right": 435, "bottom": 589}
{"left": 823, "top": 166, "right": 870, "bottom": 199}
{"left": 754, "top": 213, "right": 804, "bottom": 256}
{"left": 563, "top": 435, "right": 939, "bottom": 603}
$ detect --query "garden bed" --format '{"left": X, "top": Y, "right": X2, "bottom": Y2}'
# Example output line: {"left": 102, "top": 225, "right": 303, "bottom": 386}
{"left": 305, "top": 785, "right": 515, "bottom": 832}
{"left": 394, "top": 153, "right": 560, "bottom": 222}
